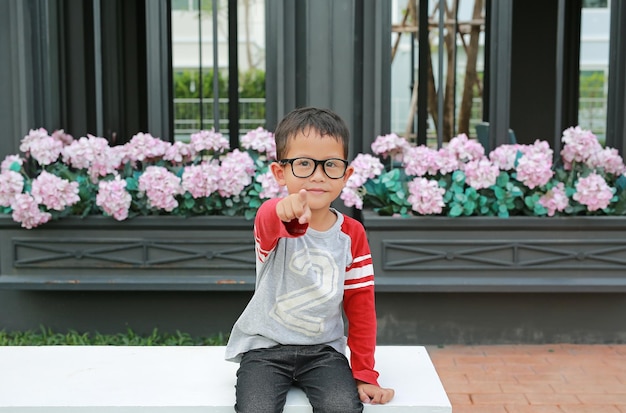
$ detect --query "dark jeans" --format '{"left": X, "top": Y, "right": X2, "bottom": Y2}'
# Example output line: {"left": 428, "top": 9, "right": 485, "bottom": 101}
{"left": 234, "top": 344, "right": 363, "bottom": 413}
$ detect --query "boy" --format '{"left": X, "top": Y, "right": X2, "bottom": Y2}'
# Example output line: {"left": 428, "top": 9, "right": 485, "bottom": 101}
{"left": 225, "top": 107, "right": 394, "bottom": 412}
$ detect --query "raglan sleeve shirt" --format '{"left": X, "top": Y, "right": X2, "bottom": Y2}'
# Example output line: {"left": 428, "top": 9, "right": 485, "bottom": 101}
{"left": 228, "top": 197, "right": 380, "bottom": 386}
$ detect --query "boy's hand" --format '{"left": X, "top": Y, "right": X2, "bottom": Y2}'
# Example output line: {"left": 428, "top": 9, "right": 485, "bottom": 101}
{"left": 356, "top": 381, "right": 395, "bottom": 405}
{"left": 276, "top": 189, "right": 311, "bottom": 224}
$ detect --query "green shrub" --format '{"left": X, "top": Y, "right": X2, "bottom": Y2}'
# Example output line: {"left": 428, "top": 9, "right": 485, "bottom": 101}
{"left": 173, "top": 68, "right": 266, "bottom": 133}
{"left": 0, "top": 327, "right": 227, "bottom": 346}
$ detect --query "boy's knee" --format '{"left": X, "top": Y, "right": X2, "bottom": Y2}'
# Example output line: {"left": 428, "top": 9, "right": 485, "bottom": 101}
{"left": 235, "top": 398, "right": 285, "bottom": 413}
{"left": 310, "top": 393, "right": 363, "bottom": 413}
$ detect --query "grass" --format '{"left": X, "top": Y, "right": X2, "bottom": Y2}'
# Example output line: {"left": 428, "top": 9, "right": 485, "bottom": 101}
{"left": 0, "top": 327, "right": 227, "bottom": 346}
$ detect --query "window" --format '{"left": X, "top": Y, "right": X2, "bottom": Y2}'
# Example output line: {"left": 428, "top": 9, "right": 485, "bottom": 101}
{"left": 171, "top": 0, "right": 266, "bottom": 141}
{"left": 171, "top": 0, "right": 195, "bottom": 11}
{"left": 391, "top": 0, "right": 486, "bottom": 146}
{"left": 580, "top": 5, "right": 610, "bottom": 142}
{"left": 583, "top": 0, "right": 608, "bottom": 8}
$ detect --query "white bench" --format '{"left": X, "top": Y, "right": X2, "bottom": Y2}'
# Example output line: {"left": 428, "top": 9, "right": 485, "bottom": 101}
{"left": 0, "top": 346, "right": 451, "bottom": 412}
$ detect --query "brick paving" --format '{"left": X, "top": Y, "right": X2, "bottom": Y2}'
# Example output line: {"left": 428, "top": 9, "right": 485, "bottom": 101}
{"left": 426, "top": 344, "right": 626, "bottom": 413}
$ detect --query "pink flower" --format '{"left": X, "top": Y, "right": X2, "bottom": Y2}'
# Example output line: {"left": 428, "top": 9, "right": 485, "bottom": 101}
{"left": 19, "top": 128, "right": 66, "bottom": 166}
{"left": 181, "top": 160, "right": 221, "bottom": 198}
{"left": 30, "top": 171, "right": 80, "bottom": 211}
{"left": 434, "top": 149, "right": 460, "bottom": 175}
{"left": 19, "top": 128, "right": 49, "bottom": 154}
{"left": 340, "top": 187, "right": 364, "bottom": 209}
{"left": 110, "top": 145, "right": 130, "bottom": 167}
{"left": 0, "top": 171, "right": 24, "bottom": 207}
{"left": 62, "top": 135, "right": 98, "bottom": 169}
{"left": 96, "top": 176, "right": 132, "bottom": 221}
{"left": 347, "top": 154, "right": 384, "bottom": 188}
{"left": 240, "top": 127, "right": 276, "bottom": 160}
{"left": 560, "top": 126, "right": 602, "bottom": 169}
{"left": 138, "top": 166, "right": 183, "bottom": 211}
{"left": 403, "top": 146, "right": 439, "bottom": 177}
{"left": 10, "top": 193, "right": 52, "bottom": 229}
{"left": 256, "top": 170, "right": 288, "bottom": 199}
{"left": 125, "top": 132, "right": 171, "bottom": 162}
{"left": 217, "top": 149, "right": 255, "bottom": 198}
{"left": 63, "top": 135, "right": 125, "bottom": 182}
{"left": 29, "top": 135, "right": 64, "bottom": 166}
{"left": 51, "top": 129, "right": 74, "bottom": 145}
{"left": 515, "top": 140, "right": 554, "bottom": 189}
{"left": 489, "top": 144, "right": 522, "bottom": 171}
{"left": 163, "top": 141, "right": 196, "bottom": 164}
{"left": 573, "top": 172, "right": 615, "bottom": 211}
{"left": 445, "top": 133, "right": 485, "bottom": 164}
{"left": 463, "top": 158, "right": 499, "bottom": 190}
{"left": 586, "top": 147, "right": 626, "bottom": 176}
{"left": 190, "top": 129, "right": 230, "bottom": 153}
{"left": 538, "top": 182, "right": 569, "bottom": 216}
{"left": 1, "top": 155, "right": 23, "bottom": 173}
{"left": 407, "top": 177, "right": 446, "bottom": 215}
{"left": 371, "top": 133, "right": 410, "bottom": 161}
{"left": 341, "top": 159, "right": 371, "bottom": 208}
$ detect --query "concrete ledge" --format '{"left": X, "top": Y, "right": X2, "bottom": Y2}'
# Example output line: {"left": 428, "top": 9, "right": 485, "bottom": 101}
{"left": 0, "top": 345, "right": 451, "bottom": 412}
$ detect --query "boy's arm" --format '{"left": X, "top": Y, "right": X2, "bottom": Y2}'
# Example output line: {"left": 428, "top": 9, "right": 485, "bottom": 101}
{"left": 343, "top": 284, "right": 379, "bottom": 384}
{"left": 342, "top": 219, "right": 379, "bottom": 385}
{"left": 254, "top": 197, "right": 308, "bottom": 258}
{"left": 344, "top": 268, "right": 396, "bottom": 404}
{"left": 343, "top": 219, "right": 395, "bottom": 404}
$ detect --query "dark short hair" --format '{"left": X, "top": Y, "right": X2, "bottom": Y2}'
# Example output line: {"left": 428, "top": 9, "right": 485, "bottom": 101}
{"left": 274, "top": 107, "right": 350, "bottom": 160}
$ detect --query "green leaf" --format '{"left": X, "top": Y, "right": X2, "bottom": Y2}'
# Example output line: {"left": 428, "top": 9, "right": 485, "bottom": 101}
{"left": 249, "top": 198, "right": 262, "bottom": 208}
{"left": 495, "top": 172, "right": 510, "bottom": 187}
{"left": 533, "top": 202, "right": 547, "bottom": 216}
{"left": 493, "top": 187, "right": 505, "bottom": 200}
{"left": 464, "top": 201, "right": 476, "bottom": 214}
{"left": 389, "top": 193, "right": 407, "bottom": 206}
{"left": 125, "top": 177, "right": 139, "bottom": 191}
{"left": 451, "top": 170, "right": 466, "bottom": 184}
{"left": 454, "top": 193, "right": 466, "bottom": 202}
{"left": 449, "top": 204, "right": 463, "bottom": 217}
{"left": 184, "top": 197, "right": 195, "bottom": 208}
{"left": 451, "top": 183, "right": 464, "bottom": 194}
{"left": 375, "top": 205, "right": 396, "bottom": 216}
{"left": 381, "top": 168, "right": 401, "bottom": 184}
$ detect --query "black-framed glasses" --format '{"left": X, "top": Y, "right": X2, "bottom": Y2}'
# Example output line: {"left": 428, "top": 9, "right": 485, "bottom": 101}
{"left": 279, "top": 157, "right": 349, "bottom": 179}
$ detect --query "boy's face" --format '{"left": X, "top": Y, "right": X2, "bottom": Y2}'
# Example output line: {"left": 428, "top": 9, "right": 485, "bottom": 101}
{"left": 271, "top": 129, "right": 354, "bottom": 213}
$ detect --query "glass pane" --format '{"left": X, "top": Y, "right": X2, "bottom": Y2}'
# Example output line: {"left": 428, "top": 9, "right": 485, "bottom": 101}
{"left": 391, "top": 0, "right": 485, "bottom": 147}
{"left": 171, "top": 0, "right": 266, "bottom": 142}
{"left": 579, "top": 5, "right": 610, "bottom": 143}
{"left": 582, "top": 0, "right": 608, "bottom": 8}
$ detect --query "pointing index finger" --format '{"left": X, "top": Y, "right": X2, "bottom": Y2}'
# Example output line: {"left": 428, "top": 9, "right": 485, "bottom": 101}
{"left": 298, "top": 189, "right": 311, "bottom": 224}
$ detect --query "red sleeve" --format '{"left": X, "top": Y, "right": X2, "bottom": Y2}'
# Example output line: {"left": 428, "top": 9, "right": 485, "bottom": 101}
{"left": 342, "top": 218, "right": 380, "bottom": 386}
{"left": 254, "top": 198, "right": 308, "bottom": 261}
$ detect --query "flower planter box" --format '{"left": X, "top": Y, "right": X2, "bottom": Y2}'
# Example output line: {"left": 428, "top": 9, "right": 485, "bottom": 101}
{"left": 362, "top": 212, "right": 626, "bottom": 292}
{"left": 0, "top": 215, "right": 255, "bottom": 290}
{"left": 5, "top": 212, "right": 626, "bottom": 293}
